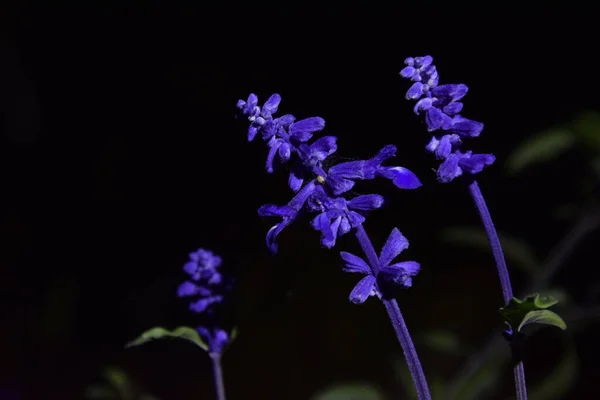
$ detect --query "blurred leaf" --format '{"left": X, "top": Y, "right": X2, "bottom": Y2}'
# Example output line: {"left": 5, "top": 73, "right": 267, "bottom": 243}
{"left": 506, "top": 128, "right": 575, "bottom": 174}
{"left": 440, "top": 226, "right": 539, "bottom": 274}
{"left": 85, "top": 384, "right": 118, "bottom": 400}
{"left": 500, "top": 293, "right": 566, "bottom": 335}
{"left": 309, "top": 382, "right": 385, "bottom": 400}
{"left": 430, "top": 377, "right": 447, "bottom": 400}
{"left": 519, "top": 310, "right": 567, "bottom": 331}
{"left": 450, "top": 363, "right": 498, "bottom": 400}
{"left": 103, "top": 367, "right": 132, "bottom": 400}
{"left": 571, "top": 111, "right": 600, "bottom": 149}
{"left": 125, "top": 326, "right": 208, "bottom": 351}
{"left": 528, "top": 346, "right": 579, "bottom": 400}
{"left": 421, "top": 330, "right": 470, "bottom": 355}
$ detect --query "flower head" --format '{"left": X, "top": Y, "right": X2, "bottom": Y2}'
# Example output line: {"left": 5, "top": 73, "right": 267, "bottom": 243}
{"left": 178, "top": 249, "right": 229, "bottom": 314}
{"left": 177, "top": 248, "right": 232, "bottom": 355}
{"left": 400, "top": 55, "right": 495, "bottom": 183}
{"left": 341, "top": 228, "right": 420, "bottom": 304}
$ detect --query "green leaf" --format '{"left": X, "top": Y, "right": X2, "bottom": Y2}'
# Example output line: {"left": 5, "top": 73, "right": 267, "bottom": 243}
{"left": 506, "top": 128, "right": 575, "bottom": 174}
{"left": 500, "top": 293, "right": 567, "bottom": 334}
{"left": 421, "top": 330, "right": 470, "bottom": 355}
{"left": 309, "top": 382, "right": 385, "bottom": 400}
{"left": 570, "top": 111, "right": 600, "bottom": 149}
{"left": 125, "top": 326, "right": 208, "bottom": 351}
{"left": 519, "top": 310, "right": 567, "bottom": 331}
{"left": 440, "top": 226, "right": 540, "bottom": 274}
{"left": 529, "top": 346, "right": 579, "bottom": 400}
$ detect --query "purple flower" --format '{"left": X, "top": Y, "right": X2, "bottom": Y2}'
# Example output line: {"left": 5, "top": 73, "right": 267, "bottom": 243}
{"left": 307, "top": 185, "right": 384, "bottom": 248}
{"left": 197, "top": 327, "right": 230, "bottom": 355}
{"left": 240, "top": 93, "right": 422, "bottom": 254}
{"left": 400, "top": 55, "right": 494, "bottom": 183}
{"left": 177, "top": 248, "right": 229, "bottom": 315}
{"left": 341, "top": 228, "right": 420, "bottom": 304}
{"left": 325, "top": 145, "right": 422, "bottom": 195}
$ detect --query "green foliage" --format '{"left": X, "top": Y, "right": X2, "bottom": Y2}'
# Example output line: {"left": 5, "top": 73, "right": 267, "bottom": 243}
{"left": 125, "top": 326, "right": 208, "bottom": 351}
{"left": 85, "top": 366, "right": 160, "bottom": 400}
{"left": 421, "top": 329, "right": 471, "bottom": 356}
{"left": 309, "top": 382, "right": 386, "bottom": 400}
{"left": 440, "top": 226, "right": 540, "bottom": 274}
{"left": 500, "top": 293, "right": 567, "bottom": 335}
{"left": 506, "top": 128, "right": 575, "bottom": 174}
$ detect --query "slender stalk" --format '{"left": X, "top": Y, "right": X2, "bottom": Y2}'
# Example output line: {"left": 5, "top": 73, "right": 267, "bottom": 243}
{"left": 355, "top": 224, "right": 431, "bottom": 400}
{"left": 467, "top": 180, "right": 526, "bottom": 400}
{"left": 210, "top": 352, "right": 226, "bottom": 400}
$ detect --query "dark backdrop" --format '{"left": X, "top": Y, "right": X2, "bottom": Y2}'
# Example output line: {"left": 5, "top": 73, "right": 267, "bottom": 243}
{"left": 2, "top": 2, "right": 599, "bottom": 400}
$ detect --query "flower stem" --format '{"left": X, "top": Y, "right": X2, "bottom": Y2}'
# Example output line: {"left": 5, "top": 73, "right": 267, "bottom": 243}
{"left": 210, "top": 353, "right": 226, "bottom": 400}
{"left": 467, "top": 180, "right": 527, "bottom": 400}
{"left": 355, "top": 224, "right": 431, "bottom": 400}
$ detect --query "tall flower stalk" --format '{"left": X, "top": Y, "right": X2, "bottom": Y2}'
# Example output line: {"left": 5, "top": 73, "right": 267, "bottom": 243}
{"left": 237, "top": 93, "right": 432, "bottom": 399}
{"left": 178, "top": 249, "right": 232, "bottom": 400}
{"left": 399, "top": 55, "right": 526, "bottom": 399}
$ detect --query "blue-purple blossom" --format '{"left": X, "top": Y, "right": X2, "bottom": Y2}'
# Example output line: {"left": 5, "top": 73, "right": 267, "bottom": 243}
{"left": 400, "top": 56, "right": 495, "bottom": 183}
{"left": 341, "top": 228, "right": 420, "bottom": 304}
{"left": 307, "top": 185, "right": 384, "bottom": 248}
{"left": 197, "top": 326, "right": 230, "bottom": 355}
{"left": 178, "top": 249, "right": 227, "bottom": 314}
{"left": 237, "top": 93, "right": 421, "bottom": 194}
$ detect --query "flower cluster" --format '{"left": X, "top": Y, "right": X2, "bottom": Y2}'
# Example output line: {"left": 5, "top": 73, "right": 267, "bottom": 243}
{"left": 238, "top": 93, "right": 422, "bottom": 253}
{"left": 237, "top": 93, "right": 422, "bottom": 302}
{"left": 400, "top": 56, "right": 495, "bottom": 183}
{"left": 177, "top": 248, "right": 230, "bottom": 354}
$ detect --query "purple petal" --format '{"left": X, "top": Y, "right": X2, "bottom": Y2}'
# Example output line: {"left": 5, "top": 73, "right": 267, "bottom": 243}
{"left": 183, "top": 261, "right": 197, "bottom": 276}
{"left": 265, "top": 140, "right": 281, "bottom": 173}
{"left": 177, "top": 281, "right": 199, "bottom": 297}
{"left": 432, "top": 84, "right": 468, "bottom": 102}
{"left": 389, "top": 261, "right": 421, "bottom": 275}
{"left": 459, "top": 153, "right": 495, "bottom": 174}
{"left": 451, "top": 116, "right": 484, "bottom": 137}
{"left": 379, "top": 228, "right": 409, "bottom": 267}
{"left": 443, "top": 102, "right": 463, "bottom": 116}
{"left": 346, "top": 210, "right": 366, "bottom": 227}
{"left": 323, "top": 216, "right": 342, "bottom": 248}
{"left": 437, "top": 154, "right": 462, "bottom": 183}
{"left": 328, "top": 161, "right": 365, "bottom": 180}
{"left": 347, "top": 194, "right": 384, "bottom": 210}
{"left": 349, "top": 275, "right": 377, "bottom": 304}
{"left": 278, "top": 142, "right": 291, "bottom": 163}
{"left": 261, "top": 93, "right": 281, "bottom": 117}
{"left": 378, "top": 261, "right": 420, "bottom": 288}
{"left": 289, "top": 117, "right": 325, "bottom": 141}
{"left": 265, "top": 220, "right": 290, "bottom": 254}
{"left": 414, "top": 97, "right": 434, "bottom": 115}
{"left": 325, "top": 173, "right": 356, "bottom": 196}
{"left": 426, "top": 107, "right": 452, "bottom": 131}
{"left": 210, "top": 329, "right": 230, "bottom": 354}
{"left": 378, "top": 166, "right": 422, "bottom": 189}
{"left": 247, "top": 124, "right": 259, "bottom": 142}
{"left": 306, "top": 136, "right": 338, "bottom": 161}
{"left": 189, "top": 296, "right": 222, "bottom": 313}
{"left": 340, "top": 251, "right": 371, "bottom": 274}
{"left": 339, "top": 217, "right": 351, "bottom": 235}
{"left": 406, "top": 82, "right": 425, "bottom": 100}
{"left": 288, "top": 165, "right": 304, "bottom": 192}
{"left": 416, "top": 55, "right": 433, "bottom": 68}
{"left": 400, "top": 66, "right": 417, "bottom": 79}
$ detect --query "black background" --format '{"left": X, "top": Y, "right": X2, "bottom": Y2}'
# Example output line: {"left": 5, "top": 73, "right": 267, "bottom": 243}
{"left": 2, "top": 2, "right": 599, "bottom": 399}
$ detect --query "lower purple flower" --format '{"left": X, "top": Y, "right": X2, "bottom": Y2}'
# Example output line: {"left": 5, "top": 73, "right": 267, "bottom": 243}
{"left": 341, "top": 228, "right": 420, "bottom": 304}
